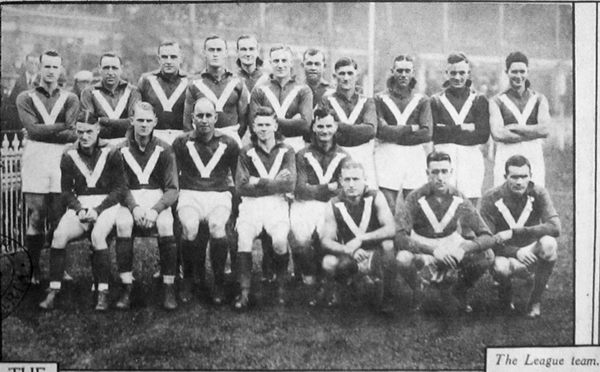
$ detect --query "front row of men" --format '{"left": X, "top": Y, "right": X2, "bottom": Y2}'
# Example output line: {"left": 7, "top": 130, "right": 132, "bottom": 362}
{"left": 39, "top": 98, "right": 560, "bottom": 319}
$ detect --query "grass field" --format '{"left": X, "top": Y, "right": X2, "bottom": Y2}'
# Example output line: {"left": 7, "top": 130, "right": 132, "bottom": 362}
{"left": 1, "top": 143, "right": 574, "bottom": 370}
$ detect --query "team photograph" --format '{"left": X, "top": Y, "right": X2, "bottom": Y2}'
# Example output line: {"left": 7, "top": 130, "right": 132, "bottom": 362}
{"left": 0, "top": 2, "right": 578, "bottom": 370}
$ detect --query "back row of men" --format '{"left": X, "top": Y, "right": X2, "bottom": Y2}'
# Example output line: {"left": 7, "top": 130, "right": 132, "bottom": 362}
{"left": 18, "top": 36, "right": 557, "bottom": 316}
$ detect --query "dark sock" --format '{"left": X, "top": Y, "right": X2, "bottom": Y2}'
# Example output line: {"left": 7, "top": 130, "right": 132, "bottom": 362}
{"left": 158, "top": 236, "right": 177, "bottom": 277}
{"left": 237, "top": 252, "right": 252, "bottom": 290}
{"left": 195, "top": 224, "right": 210, "bottom": 281}
{"left": 181, "top": 239, "right": 198, "bottom": 279}
{"left": 261, "top": 232, "right": 274, "bottom": 277}
{"left": 273, "top": 252, "right": 290, "bottom": 282}
{"left": 49, "top": 248, "right": 66, "bottom": 283}
{"left": 530, "top": 260, "right": 555, "bottom": 304}
{"left": 210, "top": 237, "right": 229, "bottom": 285}
{"left": 115, "top": 237, "right": 133, "bottom": 274}
{"left": 92, "top": 249, "right": 111, "bottom": 286}
{"left": 25, "top": 234, "right": 44, "bottom": 276}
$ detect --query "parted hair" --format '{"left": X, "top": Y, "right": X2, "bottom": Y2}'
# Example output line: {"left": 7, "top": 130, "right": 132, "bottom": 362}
{"left": 99, "top": 51, "right": 122, "bottom": 66}
{"left": 132, "top": 102, "right": 156, "bottom": 117}
{"left": 254, "top": 106, "right": 276, "bottom": 117}
{"left": 334, "top": 57, "right": 357, "bottom": 71}
{"left": 303, "top": 48, "right": 326, "bottom": 63}
{"left": 77, "top": 110, "right": 98, "bottom": 125}
{"left": 505, "top": 155, "right": 532, "bottom": 174}
{"left": 505, "top": 51, "right": 528, "bottom": 70}
{"left": 269, "top": 44, "right": 293, "bottom": 57}
{"left": 237, "top": 35, "right": 257, "bottom": 49}
{"left": 314, "top": 107, "right": 335, "bottom": 120}
{"left": 204, "top": 35, "right": 226, "bottom": 49}
{"left": 340, "top": 160, "right": 365, "bottom": 174}
{"left": 447, "top": 52, "right": 469, "bottom": 65}
{"left": 158, "top": 40, "right": 180, "bottom": 54}
{"left": 393, "top": 54, "right": 414, "bottom": 65}
{"left": 40, "top": 49, "right": 61, "bottom": 63}
{"left": 426, "top": 151, "right": 452, "bottom": 166}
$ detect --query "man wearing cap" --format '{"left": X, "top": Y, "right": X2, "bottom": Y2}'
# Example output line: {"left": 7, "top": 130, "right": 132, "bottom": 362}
{"left": 138, "top": 41, "right": 189, "bottom": 145}
{"left": 490, "top": 51, "right": 551, "bottom": 187}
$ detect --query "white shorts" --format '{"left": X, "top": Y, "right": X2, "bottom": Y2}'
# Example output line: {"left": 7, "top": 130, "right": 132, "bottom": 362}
{"left": 435, "top": 143, "right": 485, "bottom": 198}
{"left": 284, "top": 136, "right": 307, "bottom": 153}
{"left": 341, "top": 140, "right": 378, "bottom": 189}
{"left": 375, "top": 141, "right": 427, "bottom": 191}
{"left": 130, "top": 189, "right": 169, "bottom": 211}
{"left": 177, "top": 190, "right": 232, "bottom": 223}
{"left": 290, "top": 199, "right": 328, "bottom": 243}
{"left": 494, "top": 139, "right": 545, "bottom": 187}
{"left": 216, "top": 125, "right": 242, "bottom": 147}
{"left": 153, "top": 129, "right": 183, "bottom": 145}
{"left": 65, "top": 195, "right": 120, "bottom": 231}
{"left": 237, "top": 195, "right": 290, "bottom": 238}
{"left": 21, "top": 140, "right": 66, "bottom": 193}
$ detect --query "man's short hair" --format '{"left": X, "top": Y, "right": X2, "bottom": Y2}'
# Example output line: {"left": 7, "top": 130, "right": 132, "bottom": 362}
{"left": 204, "top": 35, "right": 226, "bottom": 49}
{"left": 255, "top": 106, "right": 276, "bottom": 118}
{"left": 505, "top": 155, "right": 531, "bottom": 174}
{"left": 447, "top": 52, "right": 469, "bottom": 65}
{"left": 236, "top": 35, "right": 257, "bottom": 49}
{"left": 193, "top": 97, "right": 217, "bottom": 112}
{"left": 303, "top": 48, "right": 326, "bottom": 63}
{"left": 334, "top": 57, "right": 357, "bottom": 71}
{"left": 314, "top": 107, "right": 335, "bottom": 120}
{"left": 132, "top": 101, "right": 156, "bottom": 117}
{"left": 426, "top": 151, "right": 452, "bottom": 166}
{"left": 269, "top": 44, "right": 293, "bottom": 57}
{"left": 505, "top": 51, "right": 528, "bottom": 70}
{"left": 26, "top": 53, "right": 38, "bottom": 62}
{"left": 99, "top": 52, "right": 122, "bottom": 65}
{"left": 393, "top": 54, "right": 414, "bottom": 65}
{"left": 77, "top": 110, "right": 98, "bottom": 125}
{"left": 40, "top": 49, "right": 61, "bottom": 63}
{"left": 158, "top": 40, "right": 180, "bottom": 54}
{"left": 340, "top": 160, "right": 365, "bottom": 176}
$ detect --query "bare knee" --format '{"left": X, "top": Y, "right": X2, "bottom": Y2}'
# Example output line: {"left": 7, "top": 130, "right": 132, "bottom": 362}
{"left": 156, "top": 210, "right": 174, "bottom": 236}
{"left": 291, "top": 223, "right": 313, "bottom": 246}
{"left": 115, "top": 208, "right": 134, "bottom": 237}
{"left": 208, "top": 215, "right": 228, "bottom": 239}
{"left": 322, "top": 255, "right": 339, "bottom": 276}
{"left": 396, "top": 250, "right": 415, "bottom": 269}
{"left": 237, "top": 225, "right": 256, "bottom": 253}
{"left": 491, "top": 256, "right": 511, "bottom": 279}
{"left": 538, "top": 236, "right": 558, "bottom": 261}
{"left": 271, "top": 232, "right": 288, "bottom": 255}
{"left": 179, "top": 209, "right": 200, "bottom": 240}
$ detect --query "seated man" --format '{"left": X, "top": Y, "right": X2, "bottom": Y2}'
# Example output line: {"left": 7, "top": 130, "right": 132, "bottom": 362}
{"left": 290, "top": 108, "right": 349, "bottom": 301}
{"left": 480, "top": 155, "right": 560, "bottom": 318}
{"left": 115, "top": 102, "right": 179, "bottom": 310}
{"left": 235, "top": 106, "right": 296, "bottom": 309}
{"left": 394, "top": 151, "right": 495, "bottom": 313}
{"left": 39, "top": 111, "right": 129, "bottom": 311}
{"left": 172, "top": 97, "right": 240, "bottom": 305}
{"left": 320, "top": 161, "right": 396, "bottom": 311}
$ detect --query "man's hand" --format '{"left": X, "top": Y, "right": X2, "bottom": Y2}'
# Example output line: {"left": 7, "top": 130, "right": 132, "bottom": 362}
{"left": 249, "top": 176, "right": 260, "bottom": 185}
{"left": 143, "top": 209, "right": 159, "bottom": 229}
{"left": 132, "top": 206, "right": 145, "bottom": 226}
{"left": 461, "top": 123, "right": 475, "bottom": 132}
{"left": 411, "top": 124, "right": 420, "bottom": 132}
{"left": 84, "top": 208, "right": 98, "bottom": 223}
{"left": 353, "top": 248, "right": 370, "bottom": 263}
{"left": 448, "top": 245, "right": 466, "bottom": 264}
{"left": 433, "top": 247, "right": 458, "bottom": 269}
{"left": 344, "top": 237, "right": 363, "bottom": 256}
{"left": 77, "top": 209, "right": 88, "bottom": 222}
{"left": 516, "top": 246, "right": 538, "bottom": 266}
{"left": 495, "top": 229, "right": 513, "bottom": 244}
{"left": 327, "top": 182, "right": 338, "bottom": 192}
{"left": 275, "top": 169, "right": 291, "bottom": 181}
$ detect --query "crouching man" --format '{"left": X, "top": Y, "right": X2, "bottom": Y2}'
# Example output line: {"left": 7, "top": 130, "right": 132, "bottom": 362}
{"left": 114, "top": 102, "right": 179, "bottom": 310}
{"left": 320, "top": 161, "right": 396, "bottom": 311}
{"left": 39, "top": 111, "right": 129, "bottom": 311}
{"left": 394, "top": 151, "right": 495, "bottom": 313}
{"left": 480, "top": 155, "right": 560, "bottom": 317}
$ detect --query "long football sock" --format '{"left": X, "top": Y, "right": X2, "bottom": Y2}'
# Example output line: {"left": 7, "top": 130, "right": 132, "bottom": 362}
{"left": 25, "top": 234, "right": 44, "bottom": 277}
{"left": 49, "top": 248, "right": 66, "bottom": 283}
{"left": 158, "top": 236, "right": 178, "bottom": 277}
{"left": 529, "top": 260, "right": 555, "bottom": 305}
{"left": 210, "top": 237, "right": 229, "bottom": 286}
{"left": 115, "top": 237, "right": 134, "bottom": 275}
{"left": 92, "top": 249, "right": 111, "bottom": 287}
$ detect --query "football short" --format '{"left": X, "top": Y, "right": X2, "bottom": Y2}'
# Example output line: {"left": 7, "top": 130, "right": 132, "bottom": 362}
{"left": 216, "top": 124, "right": 242, "bottom": 147}
{"left": 434, "top": 143, "right": 485, "bottom": 198}
{"left": 153, "top": 129, "right": 183, "bottom": 145}
{"left": 130, "top": 189, "right": 166, "bottom": 211}
{"left": 21, "top": 140, "right": 66, "bottom": 194}
{"left": 494, "top": 139, "right": 545, "bottom": 187}
{"left": 63, "top": 195, "right": 120, "bottom": 231}
{"left": 341, "top": 140, "right": 378, "bottom": 189}
{"left": 177, "top": 190, "right": 232, "bottom": 224}
{"left": 290, "top": 199, "right": 328, "bottom": 243}
{"left": 284, "top": 135, "right": 307, "bottom": 153}
{"left": 237, "top": 195, "right": 290, "bottom": 238}
{"left": 375, "top": 141, "right": 427, "bottom": 191}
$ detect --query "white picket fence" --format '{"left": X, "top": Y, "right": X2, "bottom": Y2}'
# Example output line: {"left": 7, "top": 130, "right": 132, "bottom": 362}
{"left": 1, "top": 132, "right": 27, "bottom": 250}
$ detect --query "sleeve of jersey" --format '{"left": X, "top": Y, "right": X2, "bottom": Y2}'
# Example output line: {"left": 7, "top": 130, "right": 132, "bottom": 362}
{"left": 295, "top": 152, "right": 330, "bottom": 201}
{"left": 53, "top": 93, "right": 80, "bottom": 143}
{"left": 374, "top": 96, "right": 413, "bottom": 143}
{"left": 237, "top": 83, "right": 250, "bottom": 136}
{"left": 248, "top": 88, "right": 264, "bottom": 127}
{"left": 335, "top": 99, "right": 377, "bottom": 147}
{"left": 276, "top": 87, "right": 313, "bottom": 138}
{"left": 182, "top": 84, "right": 196, "bottom": 132}
{"left": 479, "top": 195, "right": 501, "bottom": 235}
{"left": 432, "top": 97, "right": 463, "bottom": 143}
{"left": 93, "top": 150, "right": 128, "bottom": 215}
{"left": 459, "top": 200, "right": 494, "bottom": 250}
{"left": 16, "top": 93, "right": 62, "bottom": 141}
{"left": 235, "top": 152, "right": 256, "bottom": 196}
{"left": 257, "top": 149, "right": 296, "bottom": 195}
{"left": 457, "top": 95, "right": 490, "bottom": 146}
{"left": 513, "top": 188, "right": 561, "bottom": 241}
{"left": 60, "top": 154, "right": 83, "bottom": 213}
{"left": 393, "top": 193, "right": 431, "bottom": 254}
{"left": 152, "top": 147, "right": 179, "bottom": 213}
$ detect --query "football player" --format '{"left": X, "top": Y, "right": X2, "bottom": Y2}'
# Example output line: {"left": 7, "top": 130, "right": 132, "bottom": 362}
{"left": 236, "top": 35, "right": 269, "bottom": 96}
{"left": 480, "top": 155, "right": 560, "bottom": 317}
{"left": 302, "top": 48, "right": 333, "bottom": 108}
{"left": 490, "top": 52, "right": 551, "bottom": 187}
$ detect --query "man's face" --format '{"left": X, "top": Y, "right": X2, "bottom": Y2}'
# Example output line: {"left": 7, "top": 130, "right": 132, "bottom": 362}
{"left": 335, "top": 65, "right": 357, "bottom": 91}
{"left": 25, "top": 56, "right": 39, "bottom": 75}
{"left": 313, "top": 114, "right": 337, "bottom": 144}
{"left": 204, "top": 38, "right": 227, "bottom": 69}
{"left": 427, "top": 160, "right": 453, "bottom": 193}
{"left": 158, "top": 45, "right": 181, "bottom": 75}
{"left": 392, "top": 60, "right": 414, "bottom": 88}
{"left": 39, "top": 55, "right": 61, "bottom": 85}
{"left": 270, "top": 49, "right": 293, "bottom": 79}
{"left": 507, "top": 62, "right": 529, "bottom": 90}
{"left": 99, "top": 56, "right": 122, "bottom": 86}
{"left": 131, "top": 108, "right": 157, "bottom": 138}
{"left": 253, "top": 115, "right": 278, "bottom": 143}
{"left": 237, "top": 37, "right": 259, "bottom": 67}
{"left": 505, "top": 165, "right": 531, "bottom": 195}
{"left": 76, "top": 122, "right": 99, "bottom": 149}
{"left": 302, "top": 52, "right": 325, "bottom": 82}
{"left": 340, "top": 167, "right": 366, "bottom": 198}
{"left": 193, "top": 100, "right": 218, "bottom": 135}
{"left": 446, "top": 60, "right": 470, "bottom": 89}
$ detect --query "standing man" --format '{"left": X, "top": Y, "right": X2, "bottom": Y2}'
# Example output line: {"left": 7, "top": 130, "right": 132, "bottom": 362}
{"left": 490, "top": 52, "right": 551, "bottom": 187}
{"left": 71, "top": 71, "right": 94, "bottom": 99}
{"left": 290, "top": 108, "right": 349, "bottom": 298}
{"left": 184, "top": 35, "right": 249, "bottom": 146}
{"left": 114, "top": 102, "right": 179, "bottom": 310}
{"left": 172, "top": 98, "right": 240, "bottom": 305}
{"left": 250, "top": 44, "right": 313, "bottom": 152}
{"left": 81, "top": 52, "right": 141, "bottom": 145}
{"left": 302, "top": 48, "right": 333, "bottom": 108}
{"left": 39, "top": 112, "right": 129, "bottom": 311}
{"left": 137, "top": 41, "right": 189, "bottom": 145}
{"left": 374, "top": 54, "right": 432, "bottom": 210}
{"left": 320, "top": 161, "right": 396, "bottom": 311}
{"left": 235, "top": 106, "right": 296, "bottom": 309}
{"left": 10, "top": 53, "right": 40, "bottom": 106}
{"left": 394, "top": 152, "right": 495, "bottom": 312}
{"left": 16, "top": 49, "right": 79, "bottom": 284}
{"left": 431, "top": 52, "right": 490, "bottom": 205}
{"left": 480, "top": 155, "right": 560, "bottom": 317}
{"left": 319, "top": 57, "right": 378, "bottom": 188}
{"left": 236, "top": 35, "right": 269, "bottom": 95}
